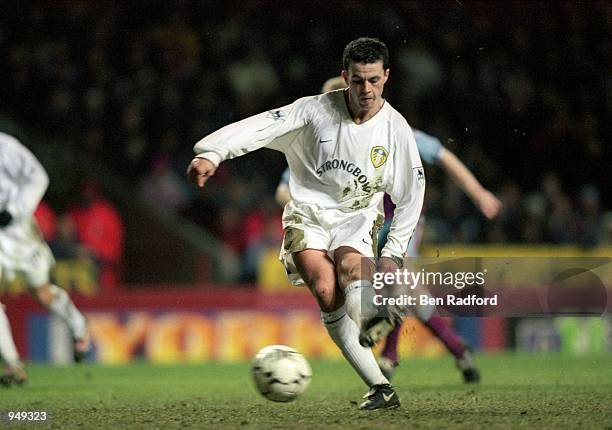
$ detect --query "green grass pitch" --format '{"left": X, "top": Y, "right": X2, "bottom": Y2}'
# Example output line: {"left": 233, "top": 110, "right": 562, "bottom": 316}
{"left": 1, "top": 354, "right": 611, "bottom": 429}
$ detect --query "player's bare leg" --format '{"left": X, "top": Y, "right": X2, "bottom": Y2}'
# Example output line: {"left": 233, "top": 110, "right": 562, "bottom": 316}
{"left": 293, "top": 249, "right": 398, "bottom": 410}
{"left": 421, "top": 314, "right": 480, "bottom": 383}
{"left": 293, "top": 249, "right": 343, "bottom": 313}
{"left": 406, "top": 287, "right": 480, "bottom": 383}
{"left": 34, "top": 283, "right": 91, "bottom": 362}
{"left": 332, "top": 247, "right": 399, "bottom": 410}
{"left": 376, "top": 316, "right": 479, "bottom": 383}
{"left": 378, "top": 286, "right": 480, "bottom": 384}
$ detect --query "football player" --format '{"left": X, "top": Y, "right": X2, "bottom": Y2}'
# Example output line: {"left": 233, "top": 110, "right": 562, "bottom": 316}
{"left": 277, "top": 76, "right": 501, "bottom": 383}
{"left": 0, "top": 132, "right": 91, "bottom": 366}
{"left": 189, "top": 38, "right": 423, "bottom": 410}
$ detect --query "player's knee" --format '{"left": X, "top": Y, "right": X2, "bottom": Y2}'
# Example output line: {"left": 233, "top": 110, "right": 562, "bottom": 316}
{"left": 310, "top": 278, "right": 337, "bottom": 312}
{"left": 312, "top": 281, "right": 334, "bottom": 303}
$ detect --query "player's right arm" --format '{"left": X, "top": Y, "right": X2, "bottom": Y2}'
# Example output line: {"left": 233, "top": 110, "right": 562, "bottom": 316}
{"left": 188, "top": 98, "right": 313, "bottom": 187}
{"left": 413, "top": 129, "right": 501, "bottom": 220}
{"left": 436, "top": 148, "right": 501, "bottom": 219}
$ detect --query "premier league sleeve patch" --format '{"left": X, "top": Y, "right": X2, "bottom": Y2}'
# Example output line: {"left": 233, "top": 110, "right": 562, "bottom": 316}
{"left": 268, "top": 110, "right": 286, "bottom": 121}
{"left": 370, "top": 146, "right": 388, "bottom": 168}
{"left": 413, "top": 166, "right": 426, "bottom": 186}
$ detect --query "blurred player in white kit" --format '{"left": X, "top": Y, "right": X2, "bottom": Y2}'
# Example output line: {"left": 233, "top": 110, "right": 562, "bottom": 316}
{"left": 0, "top": 132, "right": 91, "bottom": 386}
{"left": 188, "top": 37, "right": 424, "bottom": 409}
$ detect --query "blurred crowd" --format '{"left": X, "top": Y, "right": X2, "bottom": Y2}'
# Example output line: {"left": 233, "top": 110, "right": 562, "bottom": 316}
{"left": 34, "top": 181, "right": 124, "bottom": 290}
{"left": 0, "top": 2, "right": 610, "bottom": 282}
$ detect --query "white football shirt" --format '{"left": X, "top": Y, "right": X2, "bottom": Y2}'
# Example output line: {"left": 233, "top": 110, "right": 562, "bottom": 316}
{"left": 194, "top": 89, "right": 425, "bottom": 258}
{"left": 0, "top": 132, "right": 55, "bottom": 286}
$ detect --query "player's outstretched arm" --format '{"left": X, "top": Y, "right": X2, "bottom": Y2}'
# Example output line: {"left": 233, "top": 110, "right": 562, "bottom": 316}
{"left": 437, "top": 148, "right": 501, "bottom": 219}
{"left": 186, "top": 157, "right": 217, "bottom": 188}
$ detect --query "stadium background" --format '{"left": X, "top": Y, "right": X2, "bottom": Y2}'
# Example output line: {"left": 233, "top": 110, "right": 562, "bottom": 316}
{"left": 0, "top": 1, "right": 610, "bottom": 364}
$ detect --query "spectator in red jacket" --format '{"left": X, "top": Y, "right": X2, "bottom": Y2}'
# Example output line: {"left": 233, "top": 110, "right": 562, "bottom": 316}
{"left": 33, "top": 200, "right": 57, "bottom": 243}
{"left": 69, "top": 180, "right": 124, "bottom": 289}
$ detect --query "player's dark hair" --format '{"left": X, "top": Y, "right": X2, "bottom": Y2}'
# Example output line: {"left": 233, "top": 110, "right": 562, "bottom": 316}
{"left": 342, "top": 37, "right": 389, "bottom": 70}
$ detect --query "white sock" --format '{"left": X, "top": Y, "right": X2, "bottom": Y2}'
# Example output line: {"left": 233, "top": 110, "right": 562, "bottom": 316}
{"left": 47, "top": 285, "right": 87, "bottom": 340}
{"left": 344, "top": 280, "right": 378, "bottom": 327}
{"left": 322, "top": 305, "right": 388, "bottom": 387}
{"left": 0, "top": 304, "right": 21, "bottom": 368}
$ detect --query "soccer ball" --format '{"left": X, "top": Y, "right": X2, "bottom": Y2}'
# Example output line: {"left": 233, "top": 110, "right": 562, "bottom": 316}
{"left": 251, "top": 345, "right": 312, "bottom": 402}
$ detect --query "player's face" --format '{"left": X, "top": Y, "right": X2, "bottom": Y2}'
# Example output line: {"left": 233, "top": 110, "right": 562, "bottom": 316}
{"left": 343, "top": 61, "right": 389, "bottom": 112}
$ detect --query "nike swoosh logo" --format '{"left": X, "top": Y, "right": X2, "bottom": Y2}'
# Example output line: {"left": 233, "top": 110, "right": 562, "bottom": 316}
{"left": 319, "top": 139, "right": 332, "bottom": 143}
{"left": 383, "top": 392, "right": 395, "bottom": 402}
{"left": 362, "top": 238, "right": 371, "bottom": 245}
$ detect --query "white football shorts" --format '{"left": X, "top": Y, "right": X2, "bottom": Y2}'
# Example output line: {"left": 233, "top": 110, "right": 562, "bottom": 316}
{"left": 280, "top": 201, "right": 384, "bottom": 286}
{"left": 0, "top": 219, "right": 54, "bottom": 288}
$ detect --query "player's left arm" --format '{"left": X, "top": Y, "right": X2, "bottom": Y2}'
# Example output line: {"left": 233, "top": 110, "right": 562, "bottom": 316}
{"left": 380, "top": 125, "right": 426, "bottom": 269}
{"left": 437, "top": 148, "right": 501, "bottom": 219}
